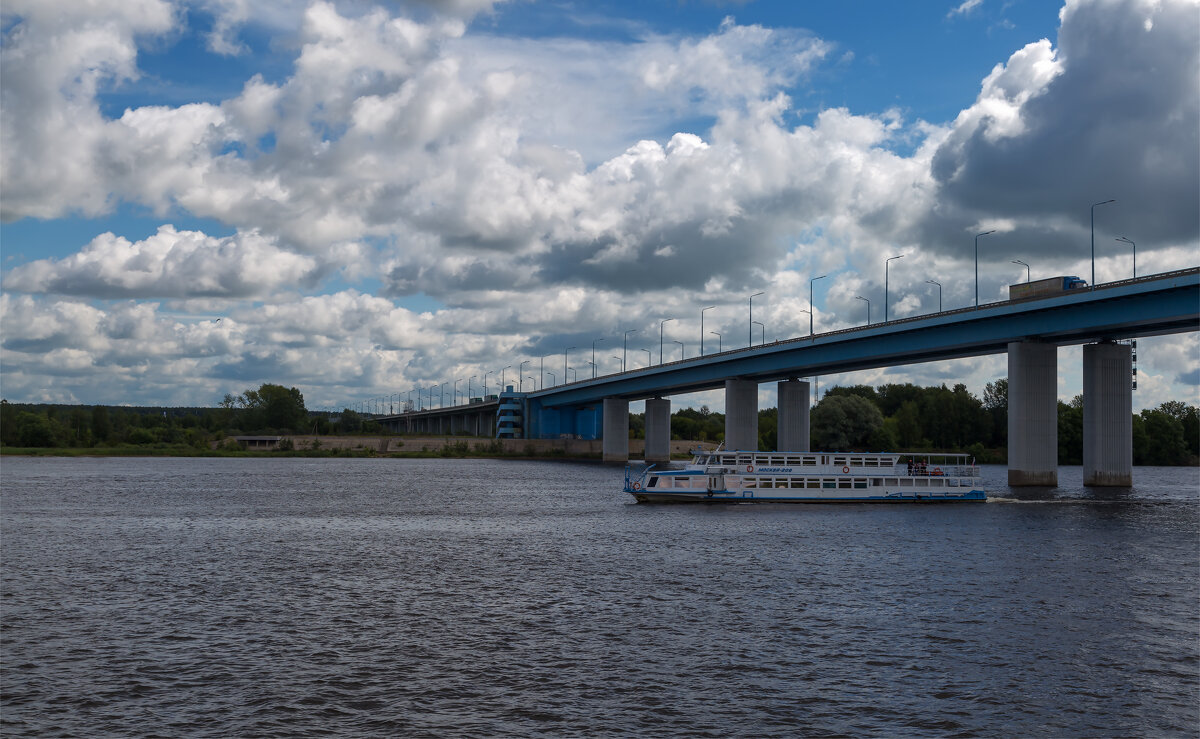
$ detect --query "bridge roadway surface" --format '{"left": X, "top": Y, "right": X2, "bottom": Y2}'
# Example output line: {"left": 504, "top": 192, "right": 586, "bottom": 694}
{"left": 524, "top": 268, "right": 1199, "bottom": 408}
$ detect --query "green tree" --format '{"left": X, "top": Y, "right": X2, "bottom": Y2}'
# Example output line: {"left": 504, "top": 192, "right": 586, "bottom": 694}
{"left": 229, "top": 384, "right": 308, "bottom": 432}
{"left": 811, "top": 395, "right": 883, "bottom": 451}
{"left": 1057, "top": 397, "right": 1084, "bottom": 465}
{"left": 16, "top": 412, "right": 60, "bottom": 447}
{"left": 895, "top": 400, "right": 922, "bottom": 448}
{"left": 1140, "top": 409, "right": 1187, "bottom": 465}
{"left": 91, "top": 405, "right": 111, "bottom": 443}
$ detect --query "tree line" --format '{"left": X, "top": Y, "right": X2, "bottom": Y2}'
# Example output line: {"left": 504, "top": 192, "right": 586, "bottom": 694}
{"left": 0, "top": 384, "right": 389, "bottom": 449}
{"left": 4, "top": 380, "right": 1197, "bottom": 464}
{"left": 632, "top": 380, "right": 1198, "bottom": 465}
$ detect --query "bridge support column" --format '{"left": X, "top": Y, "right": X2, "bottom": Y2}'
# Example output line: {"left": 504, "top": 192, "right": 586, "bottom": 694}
{"left": 1083, "top": 342, "right": 1133, "bottom": 486}
{"left": 777, "top": 379, "right": 810, "bottom": 452}
{"left": 602, "top": 398, "right": 629, "bottom": 463}
{"left": 645, "top": 398, "right": 671, "bottom": 463}
{"left": 1008, "top": 341, "right": 1058, "bottom": 486}
{"left": 725, "top": 379, "right": 759, "bottom": 451}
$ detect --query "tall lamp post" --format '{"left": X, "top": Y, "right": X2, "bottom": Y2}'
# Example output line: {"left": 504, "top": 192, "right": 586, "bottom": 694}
{"left": 925, "top": 279, "right": 942, "bottom": 312}
{"left": 640, "top": 349, "right": 651, "bottom": 368}
{"left": 809, "top": 275, "right": 825, "bottom": 336}
{"left": 1116, "top": 236, "right": 1136, "bottom": 278}
{"left": 975, "top": 230, "right": 995, "bottom": 307}
{"left": 622, "top": 329, "right": 638, "bottom": 372}
{"left": 710, "top": 331, "right": 721, "bottom": 352}
{"left": 591, "top": 339, "right": 605, "bottom": 378}
{"left": 799, "top": 309, "right": 811, "bottom": 336}
{"left": 564, "top": 347, "right": 574, "bottom": 384}
{"left": 672, "top": 340, "right": 684, "bottom": 360}
{"left": 659, "top": 319, "right": 675, "bottom": 365}
{"left": 540, "top": 354, "right": 551, "bottom": 390}
{"left": 483, "top": 371, "right": 492, "bottom": 397}
{"left": 1011, "top": 260, "right": 1030, "bottom": 283}
{"left": 500, "top": 365, "right": 511, "bottom": 390}
{"left": 1091, "top": 199, "right": 1115, "bottom": 289}
{"left": 885, "top": 254, "right": 904, "bottom": 322}
{"left": 453, "top": 380, "right": 460, "bottom": 406}
{"left": 546, "top": 371, "right": 556, "bottom": 386}
{"left": 518, "top": 361, "right": 529, "bottom": 391}
{"left": 700, "top": 306, "right": 716, "bottom": 355}
{"left": 752, "top": 321, "right": 765, "bottom": 346}
{"left": 468, "top": 376, "right": 475, "bottom": 402}
{"left": 856, "top": 295, "right": 871, "bottom": 325}
{"left": 748, "top": 292, "right": 764, "bottom": 348}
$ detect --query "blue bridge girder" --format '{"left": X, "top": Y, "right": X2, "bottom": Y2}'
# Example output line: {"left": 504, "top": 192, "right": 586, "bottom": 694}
{"left": 529, "top": 268, "right": 1199, "bottom": 409}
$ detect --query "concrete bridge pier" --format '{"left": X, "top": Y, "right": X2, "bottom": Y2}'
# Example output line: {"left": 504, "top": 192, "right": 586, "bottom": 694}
{"left": 777, "top": 379, "right": 810, "bottom": 452}
{"left": 725, "top": 379, "right": 759, "bottom": 451}
{"left": 1008, "top": 341, "right": 1058, "bottom": 486}
{"left": 645, "top": 398, "right": 671, "bottom": 463}
{"left": 1083, "top": 342, "right": 1133, "bottom": 486}
{"left": 602, "top": 398, "right": 629, "bottom": 462}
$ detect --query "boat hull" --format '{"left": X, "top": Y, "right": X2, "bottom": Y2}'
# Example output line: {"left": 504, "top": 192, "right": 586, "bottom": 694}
{"left": 630, "top": 489, "right": 987, "bottom": 504}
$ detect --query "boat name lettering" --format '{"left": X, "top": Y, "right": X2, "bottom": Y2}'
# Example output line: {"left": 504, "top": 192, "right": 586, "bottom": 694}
{"left": 757, "top": 467, "right": 794, "bottom": 473}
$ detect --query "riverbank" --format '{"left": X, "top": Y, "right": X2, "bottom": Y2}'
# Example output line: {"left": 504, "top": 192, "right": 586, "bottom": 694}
{"left": 0, "top": 435, "right": 712, "bottom": 460}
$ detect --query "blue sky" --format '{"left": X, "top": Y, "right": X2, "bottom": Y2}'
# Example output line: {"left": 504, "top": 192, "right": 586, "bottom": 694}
{"left": 1, "top": 0, "right": 1197, "bottom": 412}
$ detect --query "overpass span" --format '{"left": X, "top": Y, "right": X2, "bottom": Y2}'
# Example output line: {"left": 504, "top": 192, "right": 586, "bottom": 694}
{"left": 384, "top": 268, "right": 1198, "bottom": 487}
{"left": 528, "top": 268, "right": 1198, "bottom": 407}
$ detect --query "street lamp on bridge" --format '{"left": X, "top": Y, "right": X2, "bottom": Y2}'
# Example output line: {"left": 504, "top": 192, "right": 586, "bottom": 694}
{"left": 885, "top": 254, "right": 905, "bottom": 322}
{"left": 974, "top": 230, "right": 995, "bottom": 307}
{"left": 710, "top": 331, "right": 721, "bottom": 352}
{"left": 748, "top": 292, "right": 764, "bottom": 348}
{"left": 856, "top": 295, "right": 871, "bottom": 325}
{"left": 672, "top": 340, "right": 685, "bottom": 360}
{"left": 925, "top": 279, "right": 942, "bottom": 312}
{"left": 700, "top": 306, "right": 716, "bottom": 355}
{"left": 809, "top": 275, "right": 825, "bottom": 336}
{"left": 1116, "top": 236, "right": 1136, "bottom": 278}
{"left": 591, "top": 339, "right": 605, "bottom": 378}
{"left": 1091, "top": 199, "right": 1116, "bottom": 289}
{"left": 1011, "top": 260, "right": 1030, "bottom": 283}
{"left": 622, "top": 329, "right": 638, "bottom": 372}
{"left": 659, "top": 319, "right": 675, "bottom": 365}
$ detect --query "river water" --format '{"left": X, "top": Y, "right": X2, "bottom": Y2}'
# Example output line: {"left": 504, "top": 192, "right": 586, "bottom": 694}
{"left": 2, "top": 457, "right": 1197, "bottom": 737}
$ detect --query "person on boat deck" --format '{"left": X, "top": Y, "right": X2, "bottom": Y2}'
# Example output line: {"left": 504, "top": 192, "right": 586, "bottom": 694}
{"left": 906, "top": 459, "right": 914, "bottom": 475}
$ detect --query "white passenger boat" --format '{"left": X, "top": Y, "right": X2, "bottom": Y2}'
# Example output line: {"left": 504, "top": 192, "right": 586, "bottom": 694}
{"left": 624, "top": 447, "right": 986, "bottom": 503}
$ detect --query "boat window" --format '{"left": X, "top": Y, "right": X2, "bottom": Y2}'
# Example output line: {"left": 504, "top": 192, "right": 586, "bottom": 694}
{"left": 760, "top": 479, "right": 773, "bottom": 489}
{"left": 803, "top": 456, "right": 818, "bottom": 466}
{"left": 837, "top": 480, "right": 852, "bottom": 489}
{"left": 899, "top": 478, "right": 913, "bottom": 487}
{"left": 871, "top": 479, "right": 883, "bottom": 487}
{"left": 806, "top": 480, "right": 820, "bottom": 489}
{"left": 822, "top": 480, "right": 836, "bottom": 489}
{"left": 853, "top": 480, "right": 868, "bottom": 489}
{"left": 929, "top": 479, "right": 943, "bottom": 487}
{"left": 832, "top": 456, "right": 847, "bottom": 466}
{"left": 790, "top": 479, "right": 804, "bottom": 489}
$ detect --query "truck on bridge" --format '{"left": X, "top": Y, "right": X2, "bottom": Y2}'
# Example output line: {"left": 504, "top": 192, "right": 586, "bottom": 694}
{"left": 1009, "top": 275, "right": 1088, "bottom": 300}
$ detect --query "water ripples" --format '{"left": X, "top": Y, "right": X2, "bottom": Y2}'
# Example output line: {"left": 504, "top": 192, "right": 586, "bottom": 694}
{"left": 2, "top": 457, "right": 1197, "bottom": 736}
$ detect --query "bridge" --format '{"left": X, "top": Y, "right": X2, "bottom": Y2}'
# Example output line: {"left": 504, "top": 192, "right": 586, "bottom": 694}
{"left": 379, "top": 268, "right": 1199, "bottom": 487}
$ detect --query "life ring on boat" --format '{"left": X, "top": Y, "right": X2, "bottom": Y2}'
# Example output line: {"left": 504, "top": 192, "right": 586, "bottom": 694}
{"left": 842, "top": 466, "right": 850, "bottom": 474}
{"left": 932, "top": 468, "right": 943, "bottom": 476}
{"left": 746, "top": 465, "right": 754, "bottom": 473}
{"left": 632, "top": 481, "right": 642, "bottom": 490}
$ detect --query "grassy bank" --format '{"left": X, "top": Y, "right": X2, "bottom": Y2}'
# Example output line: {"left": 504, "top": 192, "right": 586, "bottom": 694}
{"left": 0, "top": 441, "right": 604, "bottom": 460}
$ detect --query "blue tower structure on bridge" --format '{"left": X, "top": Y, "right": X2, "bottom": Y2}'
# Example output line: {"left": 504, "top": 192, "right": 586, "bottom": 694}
{"left": 496, "top": 387, "right": 525, "bottom": 438}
